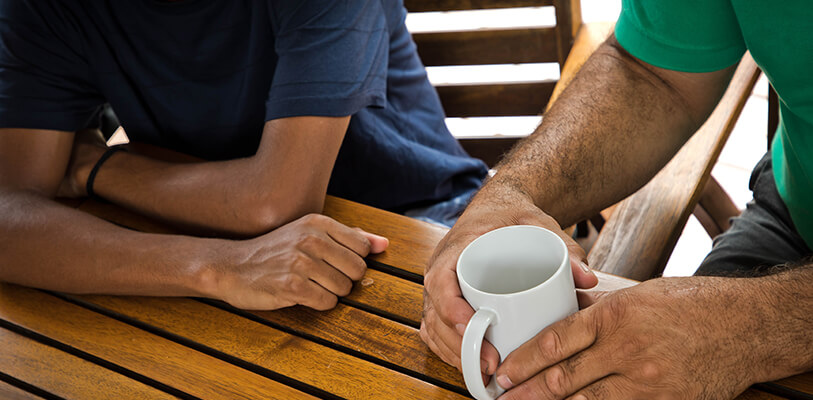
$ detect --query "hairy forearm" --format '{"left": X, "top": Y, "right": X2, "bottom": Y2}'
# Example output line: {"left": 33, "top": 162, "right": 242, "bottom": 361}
{"left": 747, "top": 264, "right": 813, "bottom": 381}
{"left": 0, "top": 189, "right": 216, "bottom": 296}
{"left": 481, "top": 37, "right": 732, "bottom": 227}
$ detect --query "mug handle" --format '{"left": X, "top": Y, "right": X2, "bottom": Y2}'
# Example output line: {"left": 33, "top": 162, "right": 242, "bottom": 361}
{"left": 461, "top": 308, "right": 504, "bottom": 400}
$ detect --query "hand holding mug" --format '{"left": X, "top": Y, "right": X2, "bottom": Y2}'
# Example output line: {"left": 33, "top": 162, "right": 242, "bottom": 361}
{"left": 457, "top": 225, "right": 578, "bottom": 400}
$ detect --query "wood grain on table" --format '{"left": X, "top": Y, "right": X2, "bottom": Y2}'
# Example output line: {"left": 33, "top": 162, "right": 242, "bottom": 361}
{"left": 0, "top": 284, "right": 315, "bottom": 400}
{"left": 0, "top": 325, "right": 174, "bottom": 399}
{"left": 3, "top": 195, "right": 809, "bottom": 399}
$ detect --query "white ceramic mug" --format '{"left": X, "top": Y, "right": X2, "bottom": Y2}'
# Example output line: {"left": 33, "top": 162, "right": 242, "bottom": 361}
{"left": 457, "top": 225, "right": 578, "bottom": 400}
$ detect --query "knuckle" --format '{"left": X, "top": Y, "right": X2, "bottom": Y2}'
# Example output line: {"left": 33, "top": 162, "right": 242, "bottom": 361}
{"left": 337, "top": 277, "right": 354, "bottom": 296}
{"left": 544, "top": 365, "right": 569, "bottom": 398}
{"left": 422, "top": 271, "right": 435, "bottom": 290}
{"left": 348, "top": 257, "right": 367, "bottom": 280}
{"left": 357, "top": 235, "right": 372, "bottom": 255}
{"left": 300, "top": 213, "right": 325, "bottom": 227}
{"left": 318, "top": 294, "right": 338, "bottom": 311}
{"left": 296, "top": 233, "right": 323, "bottom": 253}
{"left": 283, "top": 274, "right": 306, "bottom": 293}
{"left": 637, "top": 360, "right": 662, "bottom": 383}
{"left": 289, "top": 252, "right": 313, "bottom": 272}
{"left": 535, "top": 329, "right": 563, "bottom": 361}
{"left": 619, "top": 336, "right": 647, "bottom": 358}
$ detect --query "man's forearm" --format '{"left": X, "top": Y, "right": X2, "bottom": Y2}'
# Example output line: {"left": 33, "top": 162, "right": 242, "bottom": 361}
{"left": 748, "top": 265, "right": 813, "bottom": 381}
{"left": 481, "top": 37, "right": 734, "bottom": 227}
{"left": 0, "top": 189, "right": 215, "bottom": 296}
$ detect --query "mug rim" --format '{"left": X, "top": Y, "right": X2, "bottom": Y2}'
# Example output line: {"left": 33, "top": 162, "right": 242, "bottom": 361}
{"left": 456, "top": 225, "right": 569, "bottom": 297}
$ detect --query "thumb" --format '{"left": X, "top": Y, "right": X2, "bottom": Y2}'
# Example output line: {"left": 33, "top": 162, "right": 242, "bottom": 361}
{"left": 355, "top": 228, "right": 389, "bottom": 254}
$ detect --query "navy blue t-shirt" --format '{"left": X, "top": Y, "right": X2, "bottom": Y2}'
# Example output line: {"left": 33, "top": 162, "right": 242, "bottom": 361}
{"left": 0, "top": 0, "right": 486, "bottom": 211}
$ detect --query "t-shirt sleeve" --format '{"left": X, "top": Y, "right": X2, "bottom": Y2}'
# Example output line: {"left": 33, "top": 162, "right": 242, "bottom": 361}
{"left": 0, "top": 1, "right": 103, "bottom": 131}
{"left": 614, "top": 0, "right": 747, "bottom": 73}
{"left": 265, "top": 0, "right": 388, "bottom": 121}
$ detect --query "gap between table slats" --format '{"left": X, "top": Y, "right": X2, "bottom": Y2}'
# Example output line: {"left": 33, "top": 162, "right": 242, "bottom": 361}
{"left": 0, "top": 285, "right": 319, "bottom": 400}
{"left": 0, "top": 324, "right": 176, "bottom": 400}
{"left": 58, "top": 293, "right": 470, "bottom": 399}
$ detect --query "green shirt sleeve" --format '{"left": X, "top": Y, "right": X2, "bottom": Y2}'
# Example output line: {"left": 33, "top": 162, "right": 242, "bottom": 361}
{"left": 615, "top": 0, "right": 747, "bottom": 72}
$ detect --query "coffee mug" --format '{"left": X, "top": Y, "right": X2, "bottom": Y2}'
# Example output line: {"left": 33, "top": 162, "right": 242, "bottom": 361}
{"left": 457, "top": 225, "right": 578, "bottom": 400}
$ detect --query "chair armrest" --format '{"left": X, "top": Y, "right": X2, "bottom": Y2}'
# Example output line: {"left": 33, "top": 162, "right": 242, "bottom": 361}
{"left": 546, "top": 23, "right": 761, "bottom": 281}
{"left": 588, "top": 55, "right": 761, "bottom": 280}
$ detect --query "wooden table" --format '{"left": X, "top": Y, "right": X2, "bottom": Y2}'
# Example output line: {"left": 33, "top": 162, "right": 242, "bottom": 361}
{"left": 1, "top": 196, "right": 810, "bottom": 399}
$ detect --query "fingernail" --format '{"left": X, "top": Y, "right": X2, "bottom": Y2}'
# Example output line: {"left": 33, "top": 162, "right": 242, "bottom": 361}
{"left": 572, "top": 395, "right": 587, "bottom": 400}
{"left": 481, "top": 359, "right": 489, "bottom": 374}
{"left": 456, "top": 324, "right": 466, "bottom": 336}
{"left": 497, "top": 374, "right": 513, "bottom": 390}
{"left": 579, "top": 260, "right": 592, "bottom": 275}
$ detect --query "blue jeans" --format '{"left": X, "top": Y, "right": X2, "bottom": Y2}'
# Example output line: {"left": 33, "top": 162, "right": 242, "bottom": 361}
{"left": 404, "top": 188, "right": 478, "bottom": 228}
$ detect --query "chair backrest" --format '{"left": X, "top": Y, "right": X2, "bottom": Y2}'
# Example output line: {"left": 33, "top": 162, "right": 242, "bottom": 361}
{"left": 404, "top": 0, "right": 582, "bottom": 166}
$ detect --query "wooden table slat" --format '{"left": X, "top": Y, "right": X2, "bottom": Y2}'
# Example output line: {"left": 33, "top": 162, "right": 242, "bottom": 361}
{"left": 225, "top": 302, "right": 466, "bottom": 390}
{"left": 0, "top": 380, "right": 44, "bottom": 400}
{"left": 0, "top": 285, "right": 316, "bottom": 400}
{"left": 343, "top": 268, "right": 423, "bottom": 327}
{"left": 68, "top": 294, "right": 469, "bottom": 399}
{"left": 64, "top": 194, "right": 810, "bottom": 399}
{"left": 0, "top": 325, "right": 175, "bottom": 400}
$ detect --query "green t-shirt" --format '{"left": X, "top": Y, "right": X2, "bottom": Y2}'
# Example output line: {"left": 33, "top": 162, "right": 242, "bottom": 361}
{"left": 615, "top": 1, "right": 813, "bottom": 249}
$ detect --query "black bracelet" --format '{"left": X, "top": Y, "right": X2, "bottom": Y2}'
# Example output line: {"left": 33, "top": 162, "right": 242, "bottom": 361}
{"left": 86, "top": 146, "right": 126, "bottom": 203}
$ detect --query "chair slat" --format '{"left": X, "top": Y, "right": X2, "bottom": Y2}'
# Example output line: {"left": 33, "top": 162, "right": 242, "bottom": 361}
{"left": 404, "top": 0, "right": 552, "bottom": 12}
{"left": 459, "top": 137, "right": 521, "bottom": 167}
{"left": 414, "top": 28, "right": 557, "bottom": 66}
{"left": 437, "top": 81, "right": 555, "bottom": 117}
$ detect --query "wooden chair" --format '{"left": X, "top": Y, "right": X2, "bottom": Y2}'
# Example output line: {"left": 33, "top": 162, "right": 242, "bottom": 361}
{"left": 549, "top": 24, "right": 761, "bottom": 280}
{"left": 404, "top": 0, "right": 582, "bottom": 167}
{"left": 405, "top": 3, "right": 761, "bottom": 280}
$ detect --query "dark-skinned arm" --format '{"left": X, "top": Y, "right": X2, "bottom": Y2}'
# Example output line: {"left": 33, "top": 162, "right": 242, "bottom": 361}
{"left": 61, "top": 116, "right": 350, "bottom": 237}
{"left": 1, "top": 128, "right": 387, "bottom": 310}
{"left": 421, "top": 35, "right": 735, "bottom": 376}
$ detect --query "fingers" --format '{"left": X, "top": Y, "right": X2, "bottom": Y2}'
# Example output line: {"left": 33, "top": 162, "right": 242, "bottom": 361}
{"left": 420, "top": 312, "right": 461, "bottom": 369}
{"left": 496, "top": 309, "right": 597, "bottom": 392}
{"left": 294, "top": 278, "right": 339, "bottom": 311}
{"left": 423, "top": 266, "right": 501, "bottom": 374}
{"left": 314, "top": 236, "right": 368, "bottom": 281}
{"left": 304, "top": 258, "right": 355, "bottom": 297}
{"left": 355, "top": 228, "right": 389, "bottom": 254}
{"left": 567, "top": 375, "right": 632, "bottom": 400}
{"left": 498, "top": 343, "right": 614, "bottom": 399}
{"left": 312, "top": 215, "right": 374, "bottom": 257}
{"left": 567, "top": 250, "right": 597, "bottom": 290}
